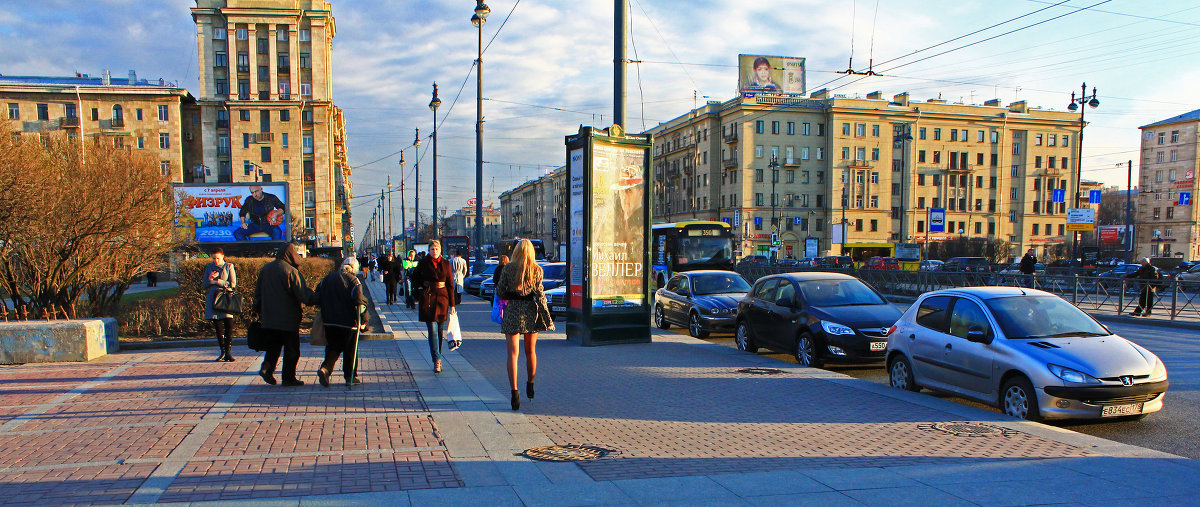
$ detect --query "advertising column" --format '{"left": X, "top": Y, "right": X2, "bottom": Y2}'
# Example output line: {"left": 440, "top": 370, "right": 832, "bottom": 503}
{"left": 565, "top": 126, "right": 652, "bottom": 346}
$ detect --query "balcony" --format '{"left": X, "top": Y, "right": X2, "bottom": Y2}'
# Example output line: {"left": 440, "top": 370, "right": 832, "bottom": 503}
{"left": 847, "top": 159, "right": 871, "bottom": 168}
{"left": 100, "top": 118, "right": 125, "bottom": 129}
{"left": 279, "top": 93, "right": 291, "bottom": 100}
{"left": 782, "top": 157, "right": 801, "bottom": 167}
{"left": 253, "top": 132, "right": 275, "bottom": 143}
{"left": 723, "top": 132, "right": 738, "bottom": 144}
{"left": 722, "top": 158, "right": 738, "bottom": 170}
{"left": 60, "top": 117, "right": 80, "bottom": 127}
{"left": 667, "top": 168, "right": 681, "bottom": 179}
{"left": 258, "top": 91, "right": 270, "bottom": 100}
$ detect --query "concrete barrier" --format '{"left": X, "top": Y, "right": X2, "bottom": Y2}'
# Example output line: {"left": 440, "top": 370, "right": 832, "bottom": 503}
{"left": 0, "top": 318, "right": 119, "bottom": 364}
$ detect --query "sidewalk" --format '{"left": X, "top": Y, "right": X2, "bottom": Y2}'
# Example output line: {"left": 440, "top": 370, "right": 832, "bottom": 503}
{"left": 0, "top": 277, "right": 1195, "bottom": 505}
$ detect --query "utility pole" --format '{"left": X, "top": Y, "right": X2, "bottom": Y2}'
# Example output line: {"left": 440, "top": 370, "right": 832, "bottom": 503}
{"left": 614, "top": 0, "right": 627, "bottom": 128}
{"left": 472, "top": 1, "right": 490, "bottom": 273}
{"left": 413, "top": 128, "right": 421, "bottom": 243}
{"left": 387, "top": 175, "right": 393, "bottom": 254}
{"left": 381, "top": 187, "right": 387, "bottom": 254}
{"left": 1126, "top": 159, "right": 1133, "bottom": 264}
{"left": 399, "top": 154, "right": 407, "bottom": 253}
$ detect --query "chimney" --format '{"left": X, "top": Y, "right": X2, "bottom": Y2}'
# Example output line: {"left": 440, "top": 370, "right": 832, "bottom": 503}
{"left": 892, "top": 92, "right": 909, "bottom": 106}
{"left": 866, "top": 91, "right": 882, "bottom": 100}
{"left": 984, "top": 98, "right": 1001, "bottom": 107}
{"left": 102, "top": 69, "right": 111, "bottom": 86}
{"left": 809, "top": 88, "right": 829, "bottom": 100}
{"left": 128, "top": 70, "right": 136, "bottom": 85}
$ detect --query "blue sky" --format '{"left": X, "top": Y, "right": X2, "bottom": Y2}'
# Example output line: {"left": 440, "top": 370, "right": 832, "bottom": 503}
{"left": 3, "top": 0, "right": 1199, "bottom": 235}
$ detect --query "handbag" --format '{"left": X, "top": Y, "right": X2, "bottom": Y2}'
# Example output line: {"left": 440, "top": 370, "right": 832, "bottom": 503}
{"left": 310, "top": 312, "right": 327, "bottom": 346}
{"left": 213, "top": 289, "right": 243, "bottom": 313}
{"left": 491, "top": 296, "right": 505, "bottom": 324}
{"left": 247, "top": 321, "right": 268, "bottom": 351}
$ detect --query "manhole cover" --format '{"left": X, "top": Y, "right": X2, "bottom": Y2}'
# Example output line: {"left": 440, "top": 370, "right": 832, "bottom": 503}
{"left": 921, "top": 421, "right": 1011, "bottom": 437}
{"left": 518, "top": 445, "right": 612, "bottom": 462}
{"left": 736, "top": 367, "right": 785, "bottom": 375}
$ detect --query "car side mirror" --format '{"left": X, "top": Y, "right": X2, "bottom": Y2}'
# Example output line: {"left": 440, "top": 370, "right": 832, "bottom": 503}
{"left": 966, "top": 326, "right": 990, "bottom": 344}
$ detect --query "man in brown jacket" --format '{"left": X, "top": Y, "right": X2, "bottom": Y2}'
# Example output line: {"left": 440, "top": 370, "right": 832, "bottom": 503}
{"left": 255, "top": 243, "right": 318, "bottom": 386}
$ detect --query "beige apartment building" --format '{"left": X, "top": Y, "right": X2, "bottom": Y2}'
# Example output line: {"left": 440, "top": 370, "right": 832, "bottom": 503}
{"left": 498, "top": 166, "right": 569, "bottom": 259}
{"left": 190, "top": 0, "right": 352, "bottom": 249}
{"left": 441, "top": 206, "right": 503, "bottom": 248}
{"left": 648, "top": 91, "right": 1083, "bottom": 260}
{"left": 1135, "top": 109, "right": 1200, "bottom": 260}
{"left": 1, "top": 72, "right": 196, "bottom": 179}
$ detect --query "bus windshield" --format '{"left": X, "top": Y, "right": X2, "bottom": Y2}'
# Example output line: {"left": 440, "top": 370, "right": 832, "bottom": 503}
{"left": 676, "top": 236, "right": 732, "bottom": 266}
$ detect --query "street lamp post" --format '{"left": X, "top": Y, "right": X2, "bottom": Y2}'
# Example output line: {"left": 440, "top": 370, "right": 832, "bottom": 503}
{"left": 769, "top": 155, "right": 779, "bottom": 260}
{"left": 429, "top": 83, "right": 442, "bottom": 238}
{"left": 893, "top": 125, "right": 914, "bottom": 248}
{"left": 413, "top": 128, "right": 422, "bottom": 242}
{"left": 472, "top": 1, "right": 490, "bottom": 273}
{"left": 399, "top": 154, "right": 406, "bottom": 252}
{"left": 1067, "top": 82, "right": 1099, "bottom": 261}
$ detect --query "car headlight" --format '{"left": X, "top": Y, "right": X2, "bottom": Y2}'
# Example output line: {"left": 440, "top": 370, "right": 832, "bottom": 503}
{"left": 1149, "top": 359, "right": 1168, "bottom": 382}
{"left": 820, "top": 321, "right": 855, "bottom": 336}
{"left": 1047, "top": 363, "right": 1101, "bottom": 385}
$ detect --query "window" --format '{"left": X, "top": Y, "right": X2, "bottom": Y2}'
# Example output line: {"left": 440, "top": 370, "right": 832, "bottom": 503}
{"left": 855, "top": 147, "right": 865, "bottom": 160}
{"left": 1157, "top": 152, "right": 1164, "bottom": 163}
{"left": 933, "top": 151, "right": 941, "bottom": 164}
{"left": 787, "top": 122, "right": 795, "bottom": 135}
{"left": 236, "top": 28, "right": 248, "bottom": 40}
{"left": 1167, "top": 207, "right": 1174, "bottom": 219}
{"left": 871, "top": 148, "right": 879, "bottom": 161}
{"left": 1045, "top": 224, "right": 1053, "bottom": 236}
{"left": 756, "top": 120, "right": 764, "bottom": 134}
{"left": 951, "top": 129, "right": 958, "bottom": 142}
{"left": 801, "top": 147, "right": 809, "bottom": 160}
{"left": 960, "top": 129, "right": 967, "bottom": 142}
{"left": 215, "top": 79, "right": 229, "bottom": 95}
{"left": 1032, "top": 224, "right": 1039, "bottom": 235}
{"left": 65, "top": 103, "right": 77, "bottom": 119}
{"left": 802, "top": 122, "right": 811, "bottom": 135}
{"left": 237, "top": 52, "right": 249, "bottom": 71}
{"left": 261, "top": 146, "right": 272, "bottom": 162}
{"left": 918, "top": 150, "right": 926, "bottom": 163}
{"left": 1171, "top": 150, "right": 1178, "bottom": 162}
{"left": 278, "top": 81, "right": 291, "bottom": 99}
{"left": 933, "top": 174, "right": 942, "bottom": 186}
{"left": 919, "top": 127, "right": 927, "bottom": 140}
{"left": 916, "top": 296, "right": 951, "bottom": 332}
{"left": 816, "top": 148, "right": 824, "bottom": 160}
{"left": 299, "top": 29, "right": 311, "bottom": 41}
{"left": 281, "top": 132, "right": 289, "bottom": 148}
{"left": 1170, "top": 169, "right": 1177, "bottom": 181}
{"left": 304, "top": 216, "right": 315, "bottom": 231}
{"left": 1048, "top": 157, "right": 1056, "bottom": 169}
{"left": 842, "top": 123, "right": 851, "bottom": 135}
{"left": 1171, "top": 130, "right": 1180, "bottom": 143}
{"left": 754, "top": 145, "right": 763, "bottom": 159}
{"left": 870, "top": 196, "right": 879, "bottom": 208}
{"left": 870, "top": 172, "right": 879, "bottom": 184}
{"left": 872, "top": 124, "right": 880, "bottom": 137}
{"left": 817, "top": 123, "right": 825, "bottom": 136}
{"left": 282, "top": 159, "right": 290, "bottom": 175}
{"left": 917, "top": 220, "right": 925, "bottom": 232}
{"left": 303, "top": 135, "right": 313, "bottom": 154}
{"left": 36, "top": 103, "right": 48, "bottom": 120}
{"left": 257, "top": 37, "right": 269, "bottom": 54}
{"left": 772, "top": 121, "right": 780, "bottom": 135}
{"left": 157, "top": 105, "right": 168, "bottom": 121}
{"left": 991, "top": 130, "right": 999, "bottom": 143}
{"left": 855, "top": 219, "right": 864, "bottom": 231}
{"left": 279, "top": 109, "right": 290, "bottom": 122}
{"left": 1035, "top": 134, "right": 1043, "bottom": 146}
{"left": 217, "top": 136, "right": 229, "bottom": 155}
{"left": 817, "top": 171, "right": 824, "bottom": 184}
{"left": 158, "top": 132, "right": 170, "bottom": 149}
{"left": 977, "top": 130, "right": 984, "bottom": 143}
{"left": 975, "top": 198, "right": 983, "bottom": 211}
{"left": 918, "top": 197, "right": 926, "bottom": 208}
{"left": 300, "top": 53, "right": 311, "bottom": 69}
{"left": 216, "top": 50, "right": 230, "bottom": 67}
{"left": 244, "top": 160, "right": 254, "bottom": 176}
{"left": 870, "top": 219, "right": 878, "bottom": 231}
{"left": 137, "top": 136, "right": 144, "bottom": 149}
{"left": 278, "top": 53, "right": 289, "bottom": 69}
{"left": 1158, "top": 132, "right": 1165, "bottom": 145}
{"left": 990, "top": 153, "right": 998, "bottom": 166}
{"left": 1058, "top": 224, "right": 1065, "bottom": 236}
{"left": 7, "top": 103, "right": 18, "bottom": 120}
{"left": 934, "top": 128, "right": 941, "bottom": 140}
{"left": 213, "top": 27, "right": 227, "bottom": 40}
{"left": 238, "top": 80, "right": 250, "bottom": 100}
{"left": 855, "top": 123, "right": 865, "bottom": 136}
{"left": 277, "top": 25, "right": 289, "bottom": 41}
{"left": 1035, "top": 156, "right": 1042, "bottom": 168}
{"left": 258, "top": 65, "right": 269, "bottom": 82}
{"left": 1062, "top": 135, "right": 1069, "bottom": 147}
{"left": 918, "top": 174, "right": 926, "bottom": 185}
{"left": 243, "top": 133, "right": 251, "bottom": 149}
{"left": 756, "top": 169, "right": 764, "bottom": 182}
{"left": 301, "top": 82, "right": 312, "bottom": 96}
{"left": 1048, "top": 134, "right": 1057, "bottom": 146}
{"left": 989, "top": 199, "right": 996, "bottom": 212}
{"left": 755, "top": 193, "right": 764, "bottom": 206}
{"left": 786, "top": 170, "right": 795, "bottom": 183}
{"left": 841, "top": 147, "right": 850, "bottom": 160}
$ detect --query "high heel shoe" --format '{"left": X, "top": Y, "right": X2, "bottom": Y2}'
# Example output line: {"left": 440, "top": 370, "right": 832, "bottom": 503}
{"left": 526, "top": 381, "right": 535, "bottom": 400}
{"left": 511, "top": 390, "right": 520, "bottom": 411}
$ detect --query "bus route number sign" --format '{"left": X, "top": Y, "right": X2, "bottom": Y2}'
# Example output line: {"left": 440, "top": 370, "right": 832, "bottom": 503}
{"left": 687, "top": 229, "right": 715, "bottom": 236}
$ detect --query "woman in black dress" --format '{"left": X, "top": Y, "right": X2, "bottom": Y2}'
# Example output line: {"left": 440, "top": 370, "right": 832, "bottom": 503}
{"left": 495, "top": 240, "right": 553, "bottom": 410}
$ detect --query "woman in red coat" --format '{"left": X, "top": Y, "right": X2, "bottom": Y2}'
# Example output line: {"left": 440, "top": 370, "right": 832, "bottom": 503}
{"left": 411, "top": 239, "right": 456, "bottom": 372}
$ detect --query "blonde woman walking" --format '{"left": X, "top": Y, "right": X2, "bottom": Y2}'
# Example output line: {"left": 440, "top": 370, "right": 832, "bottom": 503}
{"left": 495, "top": 239, "right": 553, "bottom": 410}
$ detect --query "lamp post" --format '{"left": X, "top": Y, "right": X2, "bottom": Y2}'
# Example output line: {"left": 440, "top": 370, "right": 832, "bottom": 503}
{"left": 1123, "top": 160, "right": 1133, "bottom": 264}
{"left": 412, "top": 128, "right": 422, "bottom": 242}
{"left": 471, "top": 1, "right": 490, "bottom": 272}
{"left": 769, "top": 155, "right": 780, "bottom": 261}
{"left": 429, "top": 83, "right": 441, "bottom": 238}
{"left": 399, "top": 154, "right": 407, "bottom": 252}
{"left": 1067, "top": 82, "right": 1099, "bottom": 261}
{"left": 893, "top": 124, "right": 914, "bottom": 250}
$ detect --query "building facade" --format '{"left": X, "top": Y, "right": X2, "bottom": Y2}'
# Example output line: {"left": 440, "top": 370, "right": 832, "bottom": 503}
{"left": 1, "top": 72, "right": 195, "bottom": 179}
{"left": 441, "top": 206, "right": 503, "bottom": 247}
{"left": 1135, "top": 109, "right": 1200, "bottom": 260}
{"left": 498, "top": 167, "right": 568, "bottom": 259}
{"left": 647, "top": 91, "right": 1083, "bottom": 261}
{"left": 190, "top": 0, "right": 352, "bottom": 249}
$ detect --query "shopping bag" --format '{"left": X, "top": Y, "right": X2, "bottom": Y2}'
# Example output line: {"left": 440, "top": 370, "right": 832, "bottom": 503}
{"left": 490, "top": 296, "right": 504, "bottom": 324}
{"left": 213, "top": 289, "right": 243, "bottom": 313}
{"left": 446, "top": 312, "right": 463, "bottom": 349}
{"left": 310, "top": 312, "right": 327, "bottom": 346}
{"left": 247, "top": 321, "right": 268, "bottom": 351}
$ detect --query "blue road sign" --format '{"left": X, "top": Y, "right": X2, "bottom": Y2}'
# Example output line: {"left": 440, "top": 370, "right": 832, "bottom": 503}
{"left": 793, "top": 216, "right": 802, "bottom": 225}
{"left": 1052, "top": 188, "right": 1066, "bottom": 203}
{"left": 1181, "top": 192, "right": 1192, "bottom": 206}
{"left": 928, "top": 208, "right": 946, "bottom": 233}
{"left": 754, "top": 216, "right": 762, "bottom": 226}
{"left": 1089, "top": 190, "right": 1102, "bottom": 204}
{"left": 722, "top": 217, "right": 731, "bottom": 224}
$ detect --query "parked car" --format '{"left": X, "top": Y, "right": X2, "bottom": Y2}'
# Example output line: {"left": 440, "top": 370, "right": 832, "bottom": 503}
{"left": 864, "top": 257, "right": 900, "bottom": 270}
{"left": 886, "top": 287, "right": 1168, "bottom": 421}
{"left": 540, "top": 262, "right": 567, "bottom": 290}
{"left": 1096, "top": 264, "right": 1141, "bottom": 278}
{"left": 734, "top": 273, "right": 902, "bottom": 367}
{"left": 919, "top": 260, "right": 945, "bottom": 271}
{"left": 464, "top": 263, "right": 499, "bottom": 296}
{"left": 815, "top": 256, "right": 855, "bottom": 270}
{"left": 480, "top": 278, "right": 496, "bottom": 299}
{"left": 1177, "top": 263, "right": 1200, "bottom": 282}
{"left": 654, "top": 270, "right": 750, "bottom": 338}
{"left": 997, "top": 262, "right": 1046, "bottom": 275}
{"left": 736, "top": 255, "right": 769, "bottom": 268}
{"left": 940, "top": 257, "right": 991, "bottom": 273}
{"left": 545, "top": 285, "right": 566, "bottom": 320}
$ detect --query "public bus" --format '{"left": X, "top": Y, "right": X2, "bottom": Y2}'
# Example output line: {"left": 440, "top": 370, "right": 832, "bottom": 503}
{"left": 651, "top": 221, "right": 735, "bottom": 288}
{"left": 498, "top": 237, "right": 546, "bottom": 261}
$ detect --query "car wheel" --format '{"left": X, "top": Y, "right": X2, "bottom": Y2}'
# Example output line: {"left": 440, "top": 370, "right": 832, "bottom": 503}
{"left": 735, "top": 321, "right": 758, "bottom": 353}
{"left": 1001, "top": 376, "right": 1042, "bottom": 421}
{"left": 794, "top": 333, "right": 823, "bottom": 368}
{"left": 888, "top": 355, "right": 920, "bottom": 392}
{"left": 688, "top": 312, "right": 709, "bottom": 339}
{"left": 654, "top": 304, "right": 671, "bottom": 329}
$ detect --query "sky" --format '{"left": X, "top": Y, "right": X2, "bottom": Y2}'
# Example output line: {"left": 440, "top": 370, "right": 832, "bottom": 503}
{"left": 2, "top": 0, "right": 1199, "bottom": 239}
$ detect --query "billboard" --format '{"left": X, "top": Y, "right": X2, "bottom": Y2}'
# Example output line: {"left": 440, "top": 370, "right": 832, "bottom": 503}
{"left": 176, "top": 183, "right": 290, "bottom": 243}
{"left": 589, "top": 140, "right": 646, "bottom": 309}
{"left": 739, "top": 54, "right": 806, "bottom": 95}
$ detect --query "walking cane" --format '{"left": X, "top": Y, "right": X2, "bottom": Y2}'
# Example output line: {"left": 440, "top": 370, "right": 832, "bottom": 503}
{"left": 347, "top": 304, "right": 364, "bottom": 390}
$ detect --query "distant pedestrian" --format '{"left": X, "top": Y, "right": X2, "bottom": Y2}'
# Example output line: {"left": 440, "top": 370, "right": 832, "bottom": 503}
{"left": 451, "top": 250, "right": 468, "bottom": 305}
{"left": 315, "top": 257, "right": 369, "bottom": 387}
{"left": 146, "top": 270, "right": 158, "bottom": 287}
{"left": 1019, "top": 248, "right": 1038, "bottom": 287}
{"left": 382, "top": 253, "right": 399, "bottom": 304}
{"left": 1125, "top": 257, "right": 1164, "bottom": 316}
{"left": 368, "top": 256, "right": 378, "bottom": 278}
{"left": 254, "top": 243, "right": 318, "bottom": 386}
{"left": 403, "top": 250, "right": 418, "bottom": 309}
{"left": 203, "top": 248, "right": 237, "bottom": 362}
{"left": 495, "top": 240, "right": 554, "bottom": 411}
{"left": 411, "top": 240, "right": 456, "bottom": 373}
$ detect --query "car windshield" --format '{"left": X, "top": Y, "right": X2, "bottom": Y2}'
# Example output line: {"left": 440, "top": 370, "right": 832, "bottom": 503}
{"left": 798, "top": 279, "right": 886, "bottom": 306}
{"left": 542, "top": 265, "right": 566, "bottom": 279}
{"left": 478, "top": 264, "right": 497, "bottom": 275}
{"left": 985, "top": 295, "right": 1110, "bottom": 339}
{"left": 691, "top": 274, "right": 751, "bottom": 295}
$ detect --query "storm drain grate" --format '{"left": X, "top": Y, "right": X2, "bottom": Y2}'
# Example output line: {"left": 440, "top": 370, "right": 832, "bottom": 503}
{"left": 518, "top": 445, "right": 613, "bottom": 462}
{"left": 735, "top": 367, "right": 786, "bottom": 375}
{"left": 920, "top": 421, "right": 1013, "bottom": 437}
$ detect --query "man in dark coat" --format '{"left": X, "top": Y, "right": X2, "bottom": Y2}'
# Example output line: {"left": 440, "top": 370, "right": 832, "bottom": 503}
{"left": 316, "top": 257, "right": 369, "bottom": 387}
{"left": 255, "top": 243, "right": 318, "bottom": 385}
{"left": 382, "top": 253, "right": 400, "bottom": 304}
{"left": 1125, "top": 257, "right": 1163, "bottom": 316}
{"left": 1019, "top": 248, "right": 1038, "bottom": 287}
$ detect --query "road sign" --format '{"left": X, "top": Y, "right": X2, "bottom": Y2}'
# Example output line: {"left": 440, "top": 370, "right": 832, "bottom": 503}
{"left": 1180, "top": 192, "right": 1192, "bottom": 206}
{"left": 733, "top": 209, "right": 741, "bottom": 227}
{"left": 928, "top": 208, "right": 946, "bottom": 233}
{"left": 793, "top": 216, "right": 802, "bottom": 225}
{"left": 754, "top": 216, "right": 763, "bottom": 226}
{"left": 1089, "top": 190, "right": 1102, "bottom": 204}
{"left": 1052, "top": 188, "right": 1066, "bottom": 203}
{"left": 1066, "top": 208, "right": 1095, "bottom": 231}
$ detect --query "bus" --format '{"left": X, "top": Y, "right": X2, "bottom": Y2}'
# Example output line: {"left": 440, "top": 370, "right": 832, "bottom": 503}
{"left": 498, "top": 237, "right": 546, "bottom": 261}
{"left": 651, "top": 221, "right": 735, "bottom": 288}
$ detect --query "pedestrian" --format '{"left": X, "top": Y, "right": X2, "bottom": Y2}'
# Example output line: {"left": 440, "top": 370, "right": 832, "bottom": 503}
{"left": 368, "top": 255, "right": 378, "bottom": 279}
{"left": 1019, "top": 247, "right": 1038, "bottom": 288}
{"left": 254, "top": 243, "right": 318, "bottom": 386}
{"left": 403, "top": 250, "right": 418, "bottom": 309}
{"left": 495, "top": 240, "right": 554, "bottom": 411}
{"left": 1125, "top": 257, "right": 1164, "bottom": 316}
{"left": 492, "top": 254, "right": 509, "bottom": 303}
{"left": 451, "top": 249, "right": 468, "bottom": 305}
{"left": 315, "top": 257, "right": 369, "bottom": 387}
{"left": 203, "top": 248, "right": 237, "bottom": 362}
{"left": 381, "top": 253, "right": 399, "bottom": 304}
{"left": 411, "top": 240, "right": 456, "bottom": 373}
{"left": 146, "top": 270, "right": 158, "bottom": 287}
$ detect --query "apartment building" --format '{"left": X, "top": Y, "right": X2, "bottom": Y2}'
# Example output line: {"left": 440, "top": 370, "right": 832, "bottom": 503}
{"left": 190, "top": 0, "right": 352, "bottom": 249}
{"left": 0, "top": 72, "right": 196, "bottom": 179}
{"left": 441, "top": 207, "right": 503, "bottom": 248}
{"left": 498, "top": 167, "right": 568, "bottom": 258}
{"left": 648, "top": 91, "right": 1082, "bottom": 260}
{"left": 1135, "top": 109, "right": 1200, "bottom": 260}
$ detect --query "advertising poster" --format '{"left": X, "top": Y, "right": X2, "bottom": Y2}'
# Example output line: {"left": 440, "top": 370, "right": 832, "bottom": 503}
{"left": 589, "top": 141, "right": 646, "bottom": 309}
{"left": 738, "top": 54, "right": 806, "bottom": 95}
{"left": 569, "top": 149, "right": 585, "bottom": 310}
{"left": 176, "top": 184, "right": 289, "bottom": 243}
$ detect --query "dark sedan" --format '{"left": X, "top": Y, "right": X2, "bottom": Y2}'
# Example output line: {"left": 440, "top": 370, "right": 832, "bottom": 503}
{"left": 654, "top": 270, "right": 751, "bottom": 338}
{"left": 735, "top": 272, "right": 902, "bottom": 368}
{"left": 540, "top": 262, "right": 566, "bottom": 291}
{"left": 465, "top": 263, "right": 498, "bottom": 296}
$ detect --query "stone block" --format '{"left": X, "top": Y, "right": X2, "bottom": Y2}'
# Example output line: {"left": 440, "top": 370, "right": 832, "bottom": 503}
{"left": 0, "top": 318, "right": 119, "bottom": 363}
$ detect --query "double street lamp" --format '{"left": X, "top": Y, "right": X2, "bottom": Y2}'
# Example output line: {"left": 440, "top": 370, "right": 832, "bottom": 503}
{"left": 412, "top": 128, "right": 422, "bottom": 242}
{"left": 471, "top": 0, "right": 490, "bottom": 272}
{"left": 1068, "top": 82, "right": 1099, "bottom": 261}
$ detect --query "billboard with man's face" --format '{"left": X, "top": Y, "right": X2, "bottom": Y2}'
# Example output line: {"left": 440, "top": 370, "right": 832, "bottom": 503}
{"left": 739, "top": 54, "right": 806, "bottom": 95}
{"left": 175, "top": 183, "right": 290, "bottom": 243}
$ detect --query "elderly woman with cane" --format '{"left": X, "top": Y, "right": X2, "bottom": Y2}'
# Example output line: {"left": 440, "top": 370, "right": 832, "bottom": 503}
{"left": 315, "top": 257, "right": 369, "bottom": 387}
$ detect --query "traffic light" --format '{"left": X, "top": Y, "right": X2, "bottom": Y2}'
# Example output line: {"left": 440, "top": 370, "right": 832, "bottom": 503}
{"left": 771, "top": 233, "right": 779, "bottom": 246}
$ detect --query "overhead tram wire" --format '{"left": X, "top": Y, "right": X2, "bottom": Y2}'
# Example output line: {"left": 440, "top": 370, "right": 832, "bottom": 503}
{"left": 628, "top": 0, "right": 647, "bottom": 131}
{"left": 630, "top": 0, "right": 700, "bottom": 97}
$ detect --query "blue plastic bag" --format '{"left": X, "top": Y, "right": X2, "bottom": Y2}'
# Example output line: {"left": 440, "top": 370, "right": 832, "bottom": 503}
{"left": 490, "top": 297, "right": 505, "bottom": 324}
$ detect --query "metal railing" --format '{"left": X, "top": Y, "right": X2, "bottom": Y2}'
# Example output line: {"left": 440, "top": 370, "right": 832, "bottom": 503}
{"left": 735, "top": 264, "right": 1200, "bottom": 322}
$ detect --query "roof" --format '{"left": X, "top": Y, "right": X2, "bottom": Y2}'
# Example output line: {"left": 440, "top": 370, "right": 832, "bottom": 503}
{"left": 1140, "top": 108, "right": 1200, "bottom": 130}
{"left": 768, "top": 272, "right": 858, "bottom": 282}
{"left": 0, "top": 74, "right": 179, "bottom": 88}
{"left": 926, "top": 286, "right": 1056, "bottom": 300}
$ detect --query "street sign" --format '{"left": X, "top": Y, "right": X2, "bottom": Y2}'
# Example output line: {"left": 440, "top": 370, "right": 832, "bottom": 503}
{"left": 804, "top": 237, "right": 818, "bottom": 258}
{"left": 1052, "top": 188, "right": 1066, "bottom": 203}
{"left": 1066, "top": 208, "right": 1095, "bottom": 231}
{"left": 770, "top": 225, "right": 778, "bottom": 232}
{"left": 754, "top": 216, "right": 763, "bottom": 226}
{"left": 928, "top": 208, "right": 946, "bottom": 233}
{"left": 1089, "top": 190, "right": 1102, "bottom": 204}
{"left": 1180, "top": 192, "right": 1192, "bottom": 206}
{"left": 733, "top": 209, "right": 741, "bottom": 227}
{"left": 793, "top": 216, "right": 802, "bottom": 225}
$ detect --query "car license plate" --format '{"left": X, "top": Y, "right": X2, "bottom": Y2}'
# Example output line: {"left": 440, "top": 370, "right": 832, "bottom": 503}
{"left": 1101, "top": 403, "right": 1143, "bottom": 417}
{"left": 869, "top": 341, "right": 887, "bottom": 351}
{"left": 551, "top": 306, "right": 565, "bottom": 312}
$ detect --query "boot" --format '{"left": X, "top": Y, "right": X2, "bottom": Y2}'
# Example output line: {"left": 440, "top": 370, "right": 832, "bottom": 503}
{"left": 222, "top": 337, "right": 235, "bottom": 361}
{"left": 215, "top": 338, "right": 225, "bottom": 361}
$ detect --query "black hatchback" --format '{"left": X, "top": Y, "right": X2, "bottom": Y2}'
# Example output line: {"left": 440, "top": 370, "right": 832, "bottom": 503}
{"left": 735, "top": 273, "right": 902, "bottom": 368}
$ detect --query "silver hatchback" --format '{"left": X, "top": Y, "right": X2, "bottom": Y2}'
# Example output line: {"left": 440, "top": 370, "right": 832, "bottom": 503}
{"left": 886, "top": 287, "right": 1168, "bottom": 421}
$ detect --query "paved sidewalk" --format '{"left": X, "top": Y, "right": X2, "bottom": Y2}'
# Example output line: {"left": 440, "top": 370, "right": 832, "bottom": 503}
{"left": 0, "top": 276, "right": 1198, "bottom": 505}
